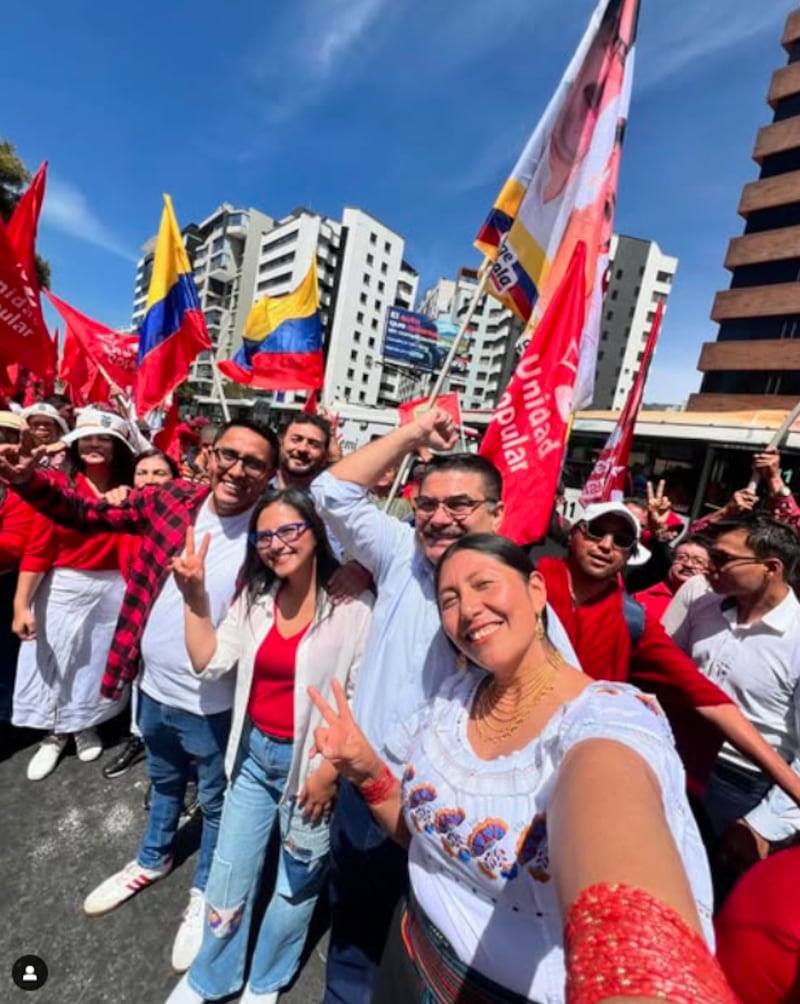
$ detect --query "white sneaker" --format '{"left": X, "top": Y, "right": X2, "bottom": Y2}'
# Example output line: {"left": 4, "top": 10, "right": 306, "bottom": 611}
{"left": 171, "top": 888, "right": 205, "bottom": 973}
{"left": 164, "top": 974, "right": 207, "bottom": 1004}
{"left": 27, "top": 735, "right": 68, "bottom": 781}
{"left": 239, "top": 988, "right": 279, "bottom": 1003}
{"left": 75, "top": 727, "right": 103, "bottom": 762}
{"left": 83, "top": 858, "right": 172, "bottom": 916}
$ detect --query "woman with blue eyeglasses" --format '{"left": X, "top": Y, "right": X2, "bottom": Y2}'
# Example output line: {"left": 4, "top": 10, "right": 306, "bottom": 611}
{"left": 166, "top": 487, "right": 373, "bottom": 1004}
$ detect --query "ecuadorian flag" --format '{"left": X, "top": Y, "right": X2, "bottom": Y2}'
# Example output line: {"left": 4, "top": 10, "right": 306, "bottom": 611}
{"left": 135, "top": 195, "right": 211, "bottom": 415}
{"left": 218, "top": 261, "right": 323, "bottom": 391}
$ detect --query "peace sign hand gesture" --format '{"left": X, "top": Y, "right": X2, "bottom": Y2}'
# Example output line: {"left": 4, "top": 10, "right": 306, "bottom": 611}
{"left": 308, "top": 679, "right": 383, "bottom": 787}
{"left": 646, "top": 479, "right": 672, "bottom": 536}
{"left": 171, "top": 526, "right": 211, "bottom": 603}
{"left": 0, "top": 429, "right": 47, "bottom": 486}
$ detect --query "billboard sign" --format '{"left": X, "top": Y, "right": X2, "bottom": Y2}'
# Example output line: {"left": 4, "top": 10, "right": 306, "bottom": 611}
{"left": 382, "top": 307, "right": 448, "bottom": 373}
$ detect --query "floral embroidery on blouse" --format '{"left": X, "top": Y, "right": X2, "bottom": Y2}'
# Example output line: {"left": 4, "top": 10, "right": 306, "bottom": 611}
{"left": 515, "top": 813, "right": 550, "bottom": 882}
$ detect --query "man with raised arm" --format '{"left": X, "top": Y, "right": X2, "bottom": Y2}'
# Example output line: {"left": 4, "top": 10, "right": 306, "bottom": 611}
{"left": 309, "top": 406, "right": 579, "bottom": 1004}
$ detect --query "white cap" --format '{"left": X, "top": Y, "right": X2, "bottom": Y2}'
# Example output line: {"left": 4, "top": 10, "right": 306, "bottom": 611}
{"left": 580, "top": 501, "right": 651, "bottom": 567}
{"left": 61, "top": 407, "right": 135, "bottom": 452}
{"left": 21, "top": 403, "right": 69, "bottom": 437}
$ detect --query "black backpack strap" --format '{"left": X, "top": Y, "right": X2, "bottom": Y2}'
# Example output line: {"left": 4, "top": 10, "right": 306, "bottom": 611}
{"left": 621, "top": 591, "right": 646, "bottom": 647}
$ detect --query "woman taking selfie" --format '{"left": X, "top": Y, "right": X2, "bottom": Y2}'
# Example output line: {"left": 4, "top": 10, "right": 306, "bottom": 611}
{"left": 166, "top": 488, "right": 372, "bottom": 1004}
{"left": 309, "top": 534, "right": 735, "bottom": 1003}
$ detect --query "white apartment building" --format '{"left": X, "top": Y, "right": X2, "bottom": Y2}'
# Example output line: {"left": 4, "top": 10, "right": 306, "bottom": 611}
{"left": 592, "top": 235, "right": 678, "bottom": 411}
{"left": 419, "top": 269, "right": 521, "bottom": 411}
{"left": 131, "top": 204, "right": 275, "bottom": 397}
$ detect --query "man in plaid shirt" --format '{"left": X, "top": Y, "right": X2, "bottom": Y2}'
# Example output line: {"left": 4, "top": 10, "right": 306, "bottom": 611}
{"left": 0, "top": 418, "right": 279, "bottom": 972}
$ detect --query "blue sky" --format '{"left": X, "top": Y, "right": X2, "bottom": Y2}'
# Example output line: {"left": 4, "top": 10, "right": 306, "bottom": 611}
{"left": 2, "top": 0, "right": 793, "bottom": 404}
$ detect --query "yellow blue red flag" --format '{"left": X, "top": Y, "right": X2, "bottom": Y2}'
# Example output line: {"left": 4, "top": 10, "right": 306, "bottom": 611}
{"left": 218, "top": 261, "right": 323, "bottom": 390}
{"left": 135, "top": 195, "right": 211, "bottom": 415}
{"left": 476, "top": 0, "right": 639, "bottom": 409}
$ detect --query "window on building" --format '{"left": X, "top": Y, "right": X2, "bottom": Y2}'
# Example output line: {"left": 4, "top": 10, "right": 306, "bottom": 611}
{"left": 601, "top": 330, "right": 608, "bottom": 341}
{"left": 360, "top": 292, "right": 368, "bottom": 305}
{"left": 362, "top": 373, "right": 369, "bottom": 384}
{"left": 611, "top": 290, "right": 618, "bottom": 300}
{"left": 384, "top": 241, "right": 391, "bottom": 253}
{"left": 354, "top": 330, "right": 361, "bottom": 343}
{"left": 606, "top": 310, "right": 614, "bottom": 321}
{"left": 358, "top": 391, "right": 367, "bottom": 402}
{"left": 363, "top": 273, "right": 370, "bottom": 285}
{"left": 629, "top": 307, "right": 635, "bottom": 318}
{"left": 381, "top": 262, "right": 387, "bottom": 275}
{"left": 598, "top": 351, "right": 604, "bottom": 360}
{"left": 344, "top": 387, "right": 351, "bottom": 400}
{"left": 375, "top": 299, "right": 382, "bottom": 312}
{"left": 636, "top": 351, "right": 644, "bottom": 361}
{"left": 370, "top": 232, "right": 377, "bottom": 245}
{"left": 656, "top": 271, "right": 672, "bottom": 285}
{"left": 639, "top": 265, "right": 645, "bottom": 277}
{"left": 367, "top": 253, "right": 374, "bottom": 266}
{"left": 261, "top": 230, "right": 298, "bottom": 254}
{"left": 347, "top": 368, "right": 355, "bottom": 379}
{"left": 378, "top": 280, "right": 385, "bottom": 293}
{"left": 615, "top": 269, "right": 623, "bottom": 279}
{"left": 368, "top": 336, "right": 376, "bottom": 348}
{"left": 371, "top": 318, "right": 378, "bottom": 330}
{"left": 357, "top": 311, "right": 364, "bottom": 323}
{"left": 350, "top": 350, "right": 358, "bottom": 361}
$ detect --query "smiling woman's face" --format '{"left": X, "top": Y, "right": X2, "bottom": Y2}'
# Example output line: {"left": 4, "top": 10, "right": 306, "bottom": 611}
{"left": 437, "top": 549, "right": 546, "bottom": 676}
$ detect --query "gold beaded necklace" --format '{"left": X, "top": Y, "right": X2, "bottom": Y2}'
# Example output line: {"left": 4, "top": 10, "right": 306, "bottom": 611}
{"left": 473, "top": 651, "right": 562, "bottom": 744}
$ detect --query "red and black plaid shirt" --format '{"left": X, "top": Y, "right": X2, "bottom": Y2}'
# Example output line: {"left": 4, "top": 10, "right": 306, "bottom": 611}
{"left": 16, "top": 472, "right": 211, "bottom": 700}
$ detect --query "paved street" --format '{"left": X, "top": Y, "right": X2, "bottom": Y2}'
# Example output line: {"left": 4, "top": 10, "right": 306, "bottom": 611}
{"left": 2, "top": 728, "right": 327, "bottom": 1004}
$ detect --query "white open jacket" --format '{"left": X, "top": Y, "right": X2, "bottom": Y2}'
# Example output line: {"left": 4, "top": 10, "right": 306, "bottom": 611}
{"left": 197, "top": 582, "right": 374, "bottom": 795}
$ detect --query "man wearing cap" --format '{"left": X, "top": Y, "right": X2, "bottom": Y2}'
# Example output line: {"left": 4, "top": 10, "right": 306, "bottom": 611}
{"left": 0, "top": 417, "right": 279, "bottom": 974}
{"left": 535, "top": 502, "right": 800, "bottom": 813}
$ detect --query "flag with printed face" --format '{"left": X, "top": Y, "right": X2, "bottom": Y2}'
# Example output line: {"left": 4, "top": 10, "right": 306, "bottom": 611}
{"left": 218, "top": 261, "right": 323, "bottom": 391}
{"left": 476, "top": 0, "right": 639, "bottom": 409}
{"left": 479, "top": 242, "right": 587, "bottom": 545}
{"left": 579, "top": 299, "right": 664, "bottom": 506}
{"left": 136, "top": 195, "right": 211, "bottom": 415}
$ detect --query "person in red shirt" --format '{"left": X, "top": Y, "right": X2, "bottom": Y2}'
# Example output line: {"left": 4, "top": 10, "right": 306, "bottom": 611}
{"left": 715, "top": 846, "right": 800, "bottom": 1003}
{"left": 0, "top": 412, "right": 35, "bottom": 753}
{"left": 536, "top": 501, "right": 800, "bottom": 809}
{"left": 634, "top": 535, "right": 711, "bottom": 622}
{"left": 164, "top": 488, "right": 372, "bottom": 1004}
{"left": 12, "top": 407, "right": 136, "bottom": 780}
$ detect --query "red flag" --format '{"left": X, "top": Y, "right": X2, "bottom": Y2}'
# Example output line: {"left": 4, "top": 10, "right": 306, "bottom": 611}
{"left": 479, "top": 242, "right": 587, "bottom": 545}
{"left": 579, "top": 299, "right": 665, "bottom": 506}
{"left": 7, "top": 163, "right": 47, "bottom": 296}
{"left": 398, "top": 392, "right": 462, "bottom": 429}
{"left": 0, "top": 215, "right": 53, "bottom": 377}
{"left": 302, "top": 389, "right": 319, "bottom": 415}
{"left": 153, "top": 399, "right": 182, "bottom": 462}
{"left": 46, "top": 291, "right": 138, "bottom": 404}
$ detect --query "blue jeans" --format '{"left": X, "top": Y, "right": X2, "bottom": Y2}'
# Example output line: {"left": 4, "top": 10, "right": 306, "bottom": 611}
{"left": 323, "top": 779, "right": 409, "bottom": 1004}
{"left": 137, "top": 691, "right": 231, "bottom": 891}
{"left": 189, "top": 720, "right": 330, "bottom": 999}
{"left": 702, "top": 758, "right": 773, "bottom": 836}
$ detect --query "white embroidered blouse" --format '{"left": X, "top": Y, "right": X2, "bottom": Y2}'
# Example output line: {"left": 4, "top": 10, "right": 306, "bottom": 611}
{"left": 389, "top": 673, "right": 715, "bottom": 1003}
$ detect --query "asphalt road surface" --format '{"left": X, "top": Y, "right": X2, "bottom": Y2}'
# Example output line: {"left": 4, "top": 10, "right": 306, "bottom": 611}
{"left": 2, "top": 727, "right": 327, "bottom": 1004}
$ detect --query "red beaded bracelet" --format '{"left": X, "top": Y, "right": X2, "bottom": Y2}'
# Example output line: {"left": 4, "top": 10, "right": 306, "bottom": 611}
{"left": 564, "top": 883, "right": 737, "bottom": 1004}
{"left": 359, "top": 762, "right": 397, "bottom": 806}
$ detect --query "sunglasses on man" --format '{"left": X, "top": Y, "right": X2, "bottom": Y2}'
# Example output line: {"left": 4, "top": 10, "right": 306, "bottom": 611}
{"left": 579, "top": 520, "right": 637, "bottom": 551}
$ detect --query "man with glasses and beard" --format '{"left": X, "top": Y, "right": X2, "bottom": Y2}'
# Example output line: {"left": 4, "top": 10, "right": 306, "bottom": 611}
{"left": 536, "top": 502, "right": 800, "bottom": 823}
{"left": 0, "top": 419, "right": 279, "bottom": 973}
{"left": 309, "top": 407, "right": 579, "bottom": 1004}
{"left": 669, "top": 515, "right": 800, "bottom": 859}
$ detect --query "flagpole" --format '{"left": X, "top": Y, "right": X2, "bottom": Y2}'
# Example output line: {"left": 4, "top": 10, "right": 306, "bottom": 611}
{"left": 211, "top": 364, "right": 232, "bottom": 423}
{"left": 382, "top": 265, "right": 492, "bottom": 510}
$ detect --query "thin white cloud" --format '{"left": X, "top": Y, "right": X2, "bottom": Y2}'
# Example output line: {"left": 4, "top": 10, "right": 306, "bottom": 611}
{"left": 638, "top": 2, "right": 789, "bottom": 91}
{"left": 41, "top": 177, "right": 138, "bottom": 263}
{"left": 250, "top": 0, "right": 392, "bottom": 124}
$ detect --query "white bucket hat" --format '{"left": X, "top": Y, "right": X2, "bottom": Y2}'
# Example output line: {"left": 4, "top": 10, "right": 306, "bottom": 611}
{"left": 61, "top": 407, "right": 135, "bottom": 453}
{"left": 21, "top": 402, "right": 69, "bottom": 437}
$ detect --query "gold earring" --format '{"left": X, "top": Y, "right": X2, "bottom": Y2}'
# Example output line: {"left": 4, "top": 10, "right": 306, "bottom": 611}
{"left": 534, "top": 614, "right": 545, "bottom": 641}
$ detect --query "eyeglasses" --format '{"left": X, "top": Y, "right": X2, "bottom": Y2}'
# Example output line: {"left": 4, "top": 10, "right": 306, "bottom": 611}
{"left": 413, "top": 495, "right": 497, "bottom": 519}
{"left": 707, "top": 550, "right": 765, "bottom": 570}
{"left": 248, "top": 522, "right": 312, "bottom": 549}
{"left": 580, "top": 521, "right": 637, "bottom": 551}
{"left": 212, "top": 447, "right": 269, "bottom": 478}
{"left": 672, "top": 556, "right": 709, "bottom": 571}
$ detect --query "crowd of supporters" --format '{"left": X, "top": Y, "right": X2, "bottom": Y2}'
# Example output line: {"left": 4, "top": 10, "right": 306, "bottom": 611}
{"left": 1, "top": 394, "right": 799, "bottom": 1003}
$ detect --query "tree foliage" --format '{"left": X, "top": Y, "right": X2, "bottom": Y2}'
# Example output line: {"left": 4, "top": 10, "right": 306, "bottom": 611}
{"left": 0, "top": 138, "right": 51, "bottom": 288}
